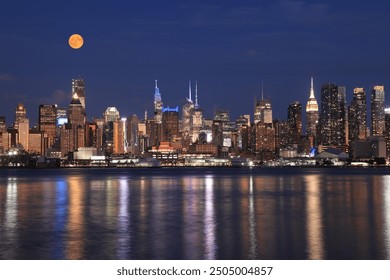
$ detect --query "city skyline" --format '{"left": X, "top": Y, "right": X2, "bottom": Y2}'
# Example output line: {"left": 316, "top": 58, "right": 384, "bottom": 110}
{"left": 1, "top": 1, "right": 390, "bottom": 124}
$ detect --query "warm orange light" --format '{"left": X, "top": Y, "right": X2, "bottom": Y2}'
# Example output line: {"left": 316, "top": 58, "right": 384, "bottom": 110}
{"left": 68, "top": 34, "right": 84, "bottom": 49}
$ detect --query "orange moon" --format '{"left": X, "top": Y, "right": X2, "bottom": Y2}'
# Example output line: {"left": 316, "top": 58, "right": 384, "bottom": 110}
{"left": 68, "top": 34, "right": 84, "bottom": 49}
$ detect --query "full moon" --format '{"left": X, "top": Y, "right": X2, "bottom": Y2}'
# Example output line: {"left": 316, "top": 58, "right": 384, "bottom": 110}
{"left": 68, "top": 34, "right": 84, "bottom": 49}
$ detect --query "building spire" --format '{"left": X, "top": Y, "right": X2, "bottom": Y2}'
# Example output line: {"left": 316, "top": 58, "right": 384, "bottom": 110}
{"left": 188, "top": 79, "right": 192, "bottom": 102}
{"left": 195, "top": 80, "right": 199, "bottom": 108}
{"left": 309, "top": 77, "right": 315, "bottom": 99}
{"left": 261, "top": 80, "right": 264, "bottom": 100}
{"left": 155, "top": 80, "right": 158, "bottom": 89}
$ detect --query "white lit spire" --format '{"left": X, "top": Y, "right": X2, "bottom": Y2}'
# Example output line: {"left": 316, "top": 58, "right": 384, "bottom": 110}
{"left": 309, "top": 77, "right": 315, "bottom": 99}
{"left": 306, "top": 77, "right": 318, "bottom": 112}
{"left": 195, "top": 80, "right": 199, "bottom": 108}
{"left": 188, "top": 79, "right": 192, "bottom": 102}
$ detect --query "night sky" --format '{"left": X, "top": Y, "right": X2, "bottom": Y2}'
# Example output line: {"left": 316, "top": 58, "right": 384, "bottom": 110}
{"left": 1, "top": 0, "right": 390, "bottom": 126}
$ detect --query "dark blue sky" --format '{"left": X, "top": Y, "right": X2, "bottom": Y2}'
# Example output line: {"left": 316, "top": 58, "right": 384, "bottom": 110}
{"left": 1, "top": 0, "right": 390, "bottom": 125}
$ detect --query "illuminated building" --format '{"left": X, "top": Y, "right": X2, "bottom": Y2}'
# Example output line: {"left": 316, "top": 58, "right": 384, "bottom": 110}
{"left": 154, "top": 80, "right": 163, "bottom": 124}
{"left": 182, "top": 80, "right": 194, "bottom": 148}
{"left": 273, "top": 119, "right": 289, "bottom": 152}
{"left": 72, "top": 78, "right": 86, "bottom": 109}
{"left": 14, "top": 103, "right": 26, "bottom": 129}
{"left": 305, "top": 77, "right": 319, "bottom": 146}
{"left": 255, "top": 121, "right": 275, "bottom": 160}
{"left": 348, "top": 88, "right": 367, "bottom": 155}
{"left": 39, "top": 104, "right": 57, "bottom": 150}
{"left": 0, "top": 116, "right": 6, "bottom": 132}
{"left": 254, "top": 87, "right": 273, "bottom": 125}
{"left": 28, "top": 130, "right": 44, "bottom": 154}
{"left": 287, "top": 101, "right": 302, "bottom": 145}
{"left": 18, "top": 118, "right": 29, "bottom": 150}
{"left": 385, "top": 108, "right": 390, "bottom": 157}
{"left": 319, "top": 84, "right": 347, "bottom": 147}
{"left": 103, "top": 107, "right": 120, "bottom": 155}
{"left": 371, "top": 85, "right": 385, "bottom": 136}
{"left": 60, "top": 93, "right": 86, "bottom": 156}
{"left": 113, "top": 118, "right": 126, "bottom": 154}
{"left": 127, "top": 114, "right": 139, "bottom": 155}
{"left": 104, "top": 107, "right": 120, "bottom": 123}
{"left": 191, "top": 81, "right": 203, "bottom": 143}
{"left": 162, "top": 106, "right": 179, "bottom": 142}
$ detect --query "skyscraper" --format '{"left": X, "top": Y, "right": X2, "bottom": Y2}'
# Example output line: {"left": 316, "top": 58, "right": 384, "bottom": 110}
{"left": 385, "top": 108, "right": 390, "bottom": 157}
{"left": 67, "top": 93, "right": 86, "bottom": 151}
{"left": 14, "top": 103, "right": 26, "bottom": 129}
{"left": 162, "top": 106, "right": 179, "bottom": 142}
{"left": 371, "top": 85, "right": 385, "bottom": 136}
{"left": 287, "top": 101, "right": 302, "bottom": 145}
{"left": 306, "top": 77, "right": 319, "bottom": 146}
{"left": 154, "top": 80, "right": 163, "bottom": 124}
{"left": 182, "top": 80, "right": 194, "bottom": 147}
{"left": 127, "top": 114, "right": 139, "bottom": 155}
{"left": 191, "top": 81, "right": 203, "bottom": 143}
{"left": 348, "top": 88, "right": 367, "bottom": 147}
{"left": 39, "top": 104, "right": 57, "bottom": 149}
{"left": 68, "top": 93, "right": 86, "bottom": 127}
{"left": 319, "top": 83, "right": 347, "bottom": 147}
{"left": 72, "top": 78, "right": 86, "bottom": 109}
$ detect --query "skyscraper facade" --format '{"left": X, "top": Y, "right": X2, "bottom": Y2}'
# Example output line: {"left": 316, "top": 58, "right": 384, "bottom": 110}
{"left": 14, "top": 103, "right": 26, "bottom": 129}
{"left": 287, "top": 101, "right": 302, "bottom": 145}
{"left": 319, "top": 84, "right": 347, "bottom": 147}
{"left": 162, "top": 106, "right": 179, "bottom": 142}
{"left": 72, "top": 78, "right": 86, "bottom": 109}
{"left": 385, "top": 108, "right": 390, "bottom": 157}
{"left": 371, "top": 85, "right": 385, "bottom": 136}
{"left": 348, "top": 88, "right": 367, "bottom": 147}
{"left": 39, "top": 104, "right": 57, "bottom": 149}
{"left": 182, "top": 80, "right": 194, "bottom": 148}
{"left": 305, "top": 77, "right": 319, "bottom": 146}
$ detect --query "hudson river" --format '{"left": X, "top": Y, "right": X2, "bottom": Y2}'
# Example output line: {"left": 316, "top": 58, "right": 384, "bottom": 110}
{"left": 1, "top": 167, "right": 390, "bottom": 260}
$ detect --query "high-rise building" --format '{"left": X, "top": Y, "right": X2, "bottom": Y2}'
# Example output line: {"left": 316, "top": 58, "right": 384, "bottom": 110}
{"left": 306, "top": 77, "right": 319, "bottom": 146}
{"left": 287, "top": 101, "right": 302, "bottom": 145}
{"left": 14, "top": 103, "right": 26, "bottom": 129}
{"left": 39, "top": 104, "right": 57, "bottom": 149}
{"left": 162, "top": 106, "right": 179, "bottom": 142}
{"left": 154, "top": 80, "right": 163, "bottom": 124}
{"left": 104, "top": 107, "right": 120, "bottom": 123}
{"left": 103, "top": 107, "right": 120, "bottom": 155}
{"left": 255, "top": 122, "right": 275, "bottom": 160}
{"left": 348, "top": 88, "right": 367, "bottom": 149}
{"left": 182, "top": 80, "right": 194, "bottom": 148}
{"left": 371, "top": 85, "right": 385, "bottom": 136}
{"left": 273, "top": 119, "right": 289, "bottom": 151}
{"left": 18, "top": 118, "right": 29, "bottom": 150}
{"left": 66, "top": 93, "right": 86, "bottom": 152}
{"left": 385, "top": 108, "right": 390, "bottom": 157}
{"left": 113, "top": 118, "right": 126, "bottom": 154}
{"left": 72, "top": 78, "right": 86, "bottom": 109}
{"left": 127, "top": 114, "right": 139, "bottom": 155}
{"left": 68, "top": 93, "right": 86, "bottom": 127}
{"left": 0, "top": 116, "right": 6, "bottom": 132}
{"left": 319, "top": 84, "right": 347, "bottom": 147}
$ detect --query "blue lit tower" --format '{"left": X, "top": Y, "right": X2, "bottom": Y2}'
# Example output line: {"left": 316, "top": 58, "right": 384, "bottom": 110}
{"left": 154, "top": 80, "right": 163, "bottom": 124}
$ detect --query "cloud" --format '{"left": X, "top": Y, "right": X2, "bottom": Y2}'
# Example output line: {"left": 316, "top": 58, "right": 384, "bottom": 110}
{"left": 36, "top": 89, "right": 69, "bottom": 106}
{"left": 0, "top": 73, "right": 16, "bottom": 82}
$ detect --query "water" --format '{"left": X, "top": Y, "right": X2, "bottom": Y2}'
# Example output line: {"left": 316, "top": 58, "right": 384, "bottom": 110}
{"left": 1, "top": 167, "right": 390, "bottom": 260}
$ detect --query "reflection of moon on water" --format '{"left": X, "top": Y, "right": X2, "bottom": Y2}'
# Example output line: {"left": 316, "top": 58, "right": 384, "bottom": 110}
{"left": 68, "top": 34, "right": 84, "bottom": 49}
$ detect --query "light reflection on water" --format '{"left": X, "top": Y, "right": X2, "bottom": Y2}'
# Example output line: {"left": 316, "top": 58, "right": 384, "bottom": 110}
{"left": 1, "top": 167, "right": 390, "bottom": 259}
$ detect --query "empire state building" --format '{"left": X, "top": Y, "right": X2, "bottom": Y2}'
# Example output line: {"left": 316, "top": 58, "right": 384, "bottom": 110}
{"left": 306, "top": 77, "right": 319, "bottom": 146}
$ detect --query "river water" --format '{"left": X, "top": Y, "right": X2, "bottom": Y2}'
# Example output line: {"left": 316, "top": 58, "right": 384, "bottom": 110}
{"left": 1, "top": 167, "right": 390, "bottom": 260}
